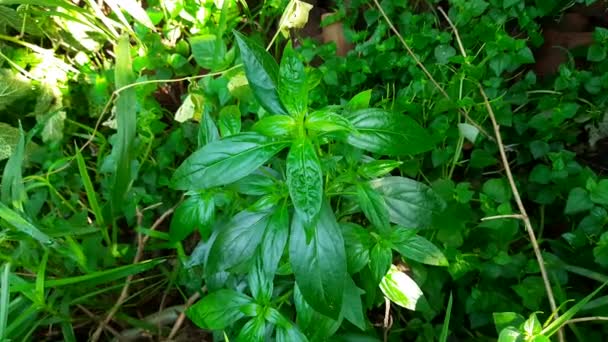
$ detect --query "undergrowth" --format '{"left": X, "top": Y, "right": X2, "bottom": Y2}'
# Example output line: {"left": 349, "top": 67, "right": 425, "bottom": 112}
{"left": 2, "top": 0, "right": 608, "bottom": 341}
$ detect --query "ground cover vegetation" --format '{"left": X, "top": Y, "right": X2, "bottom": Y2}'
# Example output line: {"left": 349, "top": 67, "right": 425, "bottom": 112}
{"left": 2, "top": 0, "right": 608, "bottom": 341}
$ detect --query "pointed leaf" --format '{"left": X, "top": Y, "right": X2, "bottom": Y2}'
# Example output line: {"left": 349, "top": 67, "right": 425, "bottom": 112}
{"left": 233, "top": 31, "right": 287, "bottom": 115}
{"left": 344, "top": 109, "right": 436, "bottom": 156}
{"left": 260, "top": 204, "right": 289, "bottom": 278}
{"left": 286, "top": 138, "right": 323, "bottom": 225}
{"left": 171, "top": 133, "right": 288, "bottom": 190}
{"left": 219, "top": 105, "right": 241, "bottom": 137}
{"left": 342, "top": 277, "right": 366, "bottom": 330}
{"left": 207, "top": 210, "right": 271, "bottom": 273}
{"left": 390, "top": 234, "right": 448, "bottom": 266}
{"left": 278, "top": 42, "right": 307, "bottom": 116}
{"left": 290, "top": 202, "right": 347, "bottom": 318}
{"left": 356, "top": 182, "right": 390, "bottom": 232}
{"left": 186, "top": 289, "right": 252, "bottom": 330}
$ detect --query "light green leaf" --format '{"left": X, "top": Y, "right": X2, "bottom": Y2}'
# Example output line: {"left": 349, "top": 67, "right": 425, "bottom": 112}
{"left": 252, "top": 115, "right": 296, "bottom": 137}
{"left": 0, "top": 202, "right": 53, "bottom": 246}
{"left": 190, "top": 34, "right": 228, "bottom": 70}
{"left": 286, "top": 138, "right": 323, "bottom": 225}
{"left": 380, "top": 264, "right": 424, "bottom": 311}
{"left": 171, "top": 132, "right": 288, "bottom": 190}
{"left": 111, "top": 34, "right": 137, "bottom": 211}
{"left": 370, "top": 242, "right": 392, "bottom": 286}
{"left": 219, "top": 105, "right": 241, "bottom": 137}
{"left": 290, "top": 201, "right": 347, "bottom": 319}
{"left": 305, "top": 109, "right": 353, "bottom": 134}
{"left": 390, "top": 234, "right": 448, "bottom": 266}
{"left": 565, "top": 187, "right": 594, "bottom": 215}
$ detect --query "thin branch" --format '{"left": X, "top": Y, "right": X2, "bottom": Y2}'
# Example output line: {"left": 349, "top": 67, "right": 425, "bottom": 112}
{"left": 437, "top": 7, "right": 562, "bottom": 342}
{"left": 372, "top": 0, "right": 491, "bottom": 139}
{"left": 478, "top": 86, "right": 559, "bottom": 319}
{"left": 167, "top": 289, "right": 204, "bottom": 340}
{"left": 481, "top": 214, "right": 525, "bottom": 221}
{"left": 90, "top": 207, "right": 176, "bottom": 342}
{"left": 383, "top": 297, "right": 392, "bottom": 342}
{"left": 566, "top": 316, "right": 608, "bottom": 325}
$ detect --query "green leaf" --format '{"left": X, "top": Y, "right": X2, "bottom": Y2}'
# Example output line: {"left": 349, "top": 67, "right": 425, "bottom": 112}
{"left": 293, "top": 284, "right": 341, "bottom": 339}
{"left": 590, "top": 180, "right": 608, "bottom": 205}
{"left": 356, "top": 182, "right": 390, "bottom": 232}
{"left": 390, "top": 234, "right": 448, "bottom": 266}
{"left": 434, "top": 44, "right": 456, "bottom": 64}
{"left": 523, "top": 313, "right": 542, "bottom": 336}
{"left": 357, "top": 160, "right": 402, "bottom": 179}
{"left": 341, "top": 223, "right": 371, "bottom": 274}
{"left": 219, "top": 105, "right": 242, "bottom": 137}
{"left": 493, "top": 312, "right": 525, "bottom": 334}
{"left": 565, "top": 187, "right": 594, "bottom": 215}
{"left": 0, "top": 202, "right": 53, "bottom": 246}
{"left": 346, "top": 89, "right": 372, "bottom": 111}
{"left": 276, "top": 324, "right": 308, "bottom": 342}
{"left": 171, "top": 133, "right": 288, "bottom": 190}
{"left": 587, "top": 44, "right": 607, "bottom": 62}
{"left": 260, "top": 205, "right": 289, "bottom": 277}
{"left": 289, "top": 201, "right": 347, "bottom": 319}
{"left": 249, "top": 258, "right": 272, "bottom": 304}
{"left": 207, "top": 210, "right": 271, "bottom": 273}
{"left": 233, "top": 31, "right": 288, "bottom": 115}
{"left": 345, "top": 108, "right": 436, "bottom": 156}
{"left": 236, "top": 317, "right": 266, "bottom": 342}
{"left": 497, "top": 327, "right": 524, "bottom": 342}
{"left": 169, "top": 194, "right": 214, "bottom": 242}
{"left": 111, "top": 34, "right": 137, "bottom": 212}
{"left": 186, "top": 289, "right": 252, "bottom": 330}
{"left": 190, "top": 34, "right": 227, "bottom": 70}
{"left": 342, "top": 277, "right": 366, "bottom": 330}
{"left": 369, "top": 177, "right": 445, "bottom": 228}
{"left": 286, "top": 138, "right": 323, "bottom": 225}
{"left": 305, "top": 109, "right": 353, "bottom": 134}
{"left": 278, "top": 41, "right": 307, "bottom": 116}
{"left": 252, "top": 115, "right": 296, "bottom": 137}
{"left": 199, "top": 105, "right": 220, "bottom": 146}
{"left": 380, "top": 264, "right": 424, "bottom": 311}
{"left": 370, "top": 242, "right": 392, "bottom": 286}
{"left": 482, "top": 178, "right": 512, "bottom": 203}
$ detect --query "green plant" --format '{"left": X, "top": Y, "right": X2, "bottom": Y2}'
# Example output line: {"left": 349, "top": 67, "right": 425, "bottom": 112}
{"left": 169, "top": 28, "right": 451, "bottom": 339}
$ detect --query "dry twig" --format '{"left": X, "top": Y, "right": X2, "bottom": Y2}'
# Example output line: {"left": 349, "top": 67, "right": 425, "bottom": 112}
{"left": 434, "top": 7, "right": 563, "bottom": 342}
{"left": 90, "top": 206, "right": 175, "bottom": 341}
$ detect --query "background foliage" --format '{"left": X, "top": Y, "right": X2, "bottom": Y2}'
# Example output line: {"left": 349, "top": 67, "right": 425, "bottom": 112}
{"left": 1, "top": 0, "right": 608, "bottom": 341}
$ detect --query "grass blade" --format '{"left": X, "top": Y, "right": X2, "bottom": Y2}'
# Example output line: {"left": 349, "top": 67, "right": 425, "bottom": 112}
{"left": 9, "top": 259, "right": 165, "bottom": 293}
{"left": 439, "top": 292, "right": 453, "bottom": 342}
{"left": 541, "top": 280, "right": 608, "bottom": 337}
{"left": 74, "top": 145, "right": 109, "bottom": 243}
{"left": 0, "top": 202, "right": 53, "bottom": 245}
{"left": 0, "top": 263, "right": 10, "bottom": 341}
{"left": 111, "top": 34, "right": 137, "bottom": 213}
{"left": 1, "top": 122, "right": 26, "bottom": 209}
